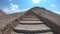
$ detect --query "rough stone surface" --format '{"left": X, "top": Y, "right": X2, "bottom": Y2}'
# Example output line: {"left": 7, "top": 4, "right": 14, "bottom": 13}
{"left": 31, "top": 8, "right": 60, "bottom": 34}
{"left": 0, "top": 7, "right": 60, "bottom": 34}
{"left": 0, "top": 12, "right": 25, "bottom": 34}
{"left": 22, "top": 18, "right": 40, "bottom": 21}
{"left": 11, "top": 31, "right": 54, "bottom": 34}
{"left": 14, "top": 24, "right": 51, "bottom": 31}
{"left": 20, "top": 21, "right": 44, "bottom": 24}
{"left": 0, "top": 12, "right": 23, "bottom": 29}
{"left": 0, "top": 10, "right": 6, "bottom": 16}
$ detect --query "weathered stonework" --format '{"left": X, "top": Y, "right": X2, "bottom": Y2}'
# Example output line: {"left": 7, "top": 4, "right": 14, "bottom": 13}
{"left": 0, "top": 7, "right": 60, "bottom": 34}
{"left": 0, "top": 12, "right": 26, "bottom": 34}
{"left": 31, "top": 7, "right": 60, "bottom": 34}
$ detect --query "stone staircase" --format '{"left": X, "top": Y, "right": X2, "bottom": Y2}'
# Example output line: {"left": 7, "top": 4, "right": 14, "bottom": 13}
{"left": 11, "top": 12, "right": 54, "bottom": 34}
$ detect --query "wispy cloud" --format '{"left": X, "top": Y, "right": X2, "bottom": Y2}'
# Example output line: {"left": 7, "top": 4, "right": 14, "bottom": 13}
{"left": 10, "top": 3, "right": 21, "bottom": 12}
{"left": 2, "top": 8, "right": 11, "bottom": 14}
{"left": 51, "top": 4, "right": 56, "bottom": 7}
{"left": 2, "top": 3, "right": 21, "bottom": 14}
{"left": 32, "top": 0, "right": 40, "bottom": 4}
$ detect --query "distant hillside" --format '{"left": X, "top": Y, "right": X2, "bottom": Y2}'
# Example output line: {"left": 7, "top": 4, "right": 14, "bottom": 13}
{"left": 0, "top": 10, "right": 6, "bottom": 16}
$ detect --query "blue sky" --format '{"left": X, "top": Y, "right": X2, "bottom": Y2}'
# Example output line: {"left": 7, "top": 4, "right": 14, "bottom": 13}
{"left": 0, "top": 0, "right": 60, "bottom": 14}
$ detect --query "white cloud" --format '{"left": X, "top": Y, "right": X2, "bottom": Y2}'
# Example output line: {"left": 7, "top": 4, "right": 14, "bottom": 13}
{"left": 23, "top": 8, "right": 30, "bottom": 11}
{"left": 51, "top": 4, "right": 56, "bottom": 7}
{"left": 9, "top": 0, "right": 12, "bottom": 1}
{"left": 2, "top": 3, "right": 21, "bottom": 14}
{"left": 53, "top": 11, "right": 60, "bottom": 14}
{"left": 2, "top": 8, "right": 12, "bottom": 14}
{"left": 10, "top": 3, "right": 20, "bottom": 12}
{"left": 32, "top": 0, "right": 40, "bottom": 4}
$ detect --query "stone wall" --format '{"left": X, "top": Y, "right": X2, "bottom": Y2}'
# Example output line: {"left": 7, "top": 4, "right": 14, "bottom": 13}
{"left": 0, "top": 12, "right": 26, "bottom": 34}
{"left": 31, "top": 9, "right": 60, "bottom": 34}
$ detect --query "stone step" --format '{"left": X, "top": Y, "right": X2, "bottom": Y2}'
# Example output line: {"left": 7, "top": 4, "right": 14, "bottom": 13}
{"left": 35, "top": 32, "right": 54, "bottom": 34}
{"left": 11, "top": 31, "right": 18, "bottom": 34}
{"left": 24, "top": 13, "right": 36, "bottom": 15}
{"left": 23, "top": 16, "right": 37, "bottom": 18}
{"left": 24, "top": 14, "right": 36, "bottom": 16}
{"left": 23, "top": 14, "right": 37, "bottom": 18}
{"left": 11, "top": 31, "right": 54, "bottom": 34}
{"left": 20, "top": 21, "right": 44, "bottom": 24}
{"left": 23, "top": 16, "right": 36, "bottom": 18}
{"left": 13, "top": 24, "right": 51, "bottom": 33}
{"left": 22, "top": 18, "right": 40, "bottom": 21}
